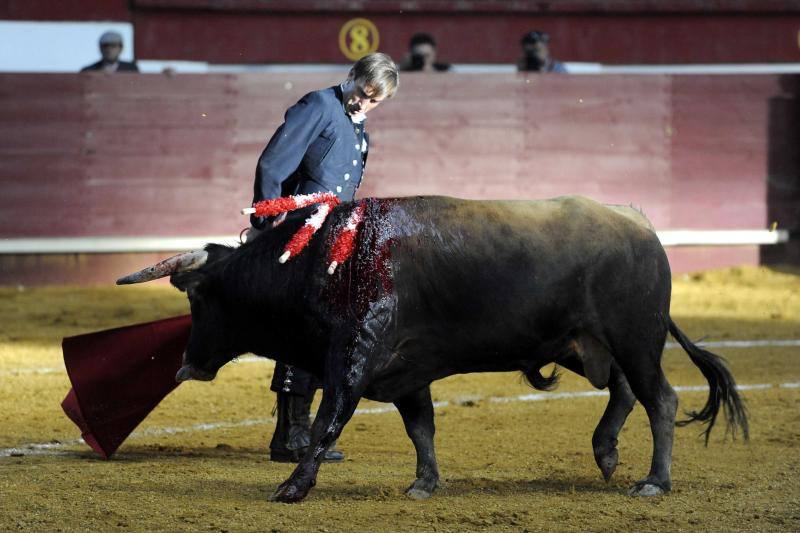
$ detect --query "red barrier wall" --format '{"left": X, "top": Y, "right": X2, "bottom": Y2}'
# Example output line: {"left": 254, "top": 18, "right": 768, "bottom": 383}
{"left": 1, "top": 73, "right": 796, "bottom": 284}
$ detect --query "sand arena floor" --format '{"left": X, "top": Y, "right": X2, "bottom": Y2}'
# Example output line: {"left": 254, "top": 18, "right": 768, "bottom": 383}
{"left": 1, "top": 266, "right": 798, "bottom": 531}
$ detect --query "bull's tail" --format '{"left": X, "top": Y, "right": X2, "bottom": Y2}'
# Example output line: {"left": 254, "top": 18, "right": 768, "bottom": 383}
{"left": 522, "top": 364, "right": 560, "bottom": 391}
{"left": 669, "top": 317, "right": 749, "bottom": 444}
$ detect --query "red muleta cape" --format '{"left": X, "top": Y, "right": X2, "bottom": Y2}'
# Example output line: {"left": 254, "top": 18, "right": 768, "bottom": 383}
{"left": 61, "top": 314, "right": 191, "bottom": 458}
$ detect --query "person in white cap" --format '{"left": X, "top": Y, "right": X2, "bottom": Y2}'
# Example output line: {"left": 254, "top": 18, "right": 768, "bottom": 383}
{"left": 81, "top": 31, "right": 139, "bottom": 73}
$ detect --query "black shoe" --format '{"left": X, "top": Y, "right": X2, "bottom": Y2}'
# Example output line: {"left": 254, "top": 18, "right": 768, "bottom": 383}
{"left": 322, "top": 447, "right": 345, "bottom": 462}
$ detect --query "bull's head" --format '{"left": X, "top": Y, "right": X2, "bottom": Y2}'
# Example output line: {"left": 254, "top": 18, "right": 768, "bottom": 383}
{"left": 117, "top": 246, "right": 239, "bottom": 383}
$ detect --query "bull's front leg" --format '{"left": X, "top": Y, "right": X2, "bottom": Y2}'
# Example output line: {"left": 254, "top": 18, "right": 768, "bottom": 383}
{"left": 394, "top": 386, "right": 439, "bottom": 499}
{"left": 268, "top": 377, "right": 362, "bottom": 503}
{"left": 269, "top": 299, "right": 392, "bottom": 503}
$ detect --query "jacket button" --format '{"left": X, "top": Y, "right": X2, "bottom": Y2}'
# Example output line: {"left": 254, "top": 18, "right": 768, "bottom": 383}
{"left": 355, "top": 144, "right": 360, "bottom": 149}
{"left": 344, "top": 173, "right": 350, "bottom": 180}
{"left": 336, "top": 186, "right": 342, "bottom": 193}
{"left": 352, "top": 160, "right": 358, "bottom": 166}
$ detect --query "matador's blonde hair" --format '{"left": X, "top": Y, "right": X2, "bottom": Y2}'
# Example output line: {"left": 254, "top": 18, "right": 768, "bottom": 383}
{"left": 349, "top": 52, "right": 399, "bottom": 99}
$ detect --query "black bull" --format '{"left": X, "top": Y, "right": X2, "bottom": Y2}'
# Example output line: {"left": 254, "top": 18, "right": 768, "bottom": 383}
{"left": 118, "top": 195, "right": 748, "bottom": 502}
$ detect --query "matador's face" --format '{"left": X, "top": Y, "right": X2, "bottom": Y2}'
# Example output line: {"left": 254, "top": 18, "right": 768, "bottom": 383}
{"left": 345, "top": 84, "right": 386, "bottom": 119}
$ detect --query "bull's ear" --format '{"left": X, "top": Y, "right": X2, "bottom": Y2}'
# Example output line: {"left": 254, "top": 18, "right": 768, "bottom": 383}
{"left": 170, "top": 271, "right": 203, "bottom": 294}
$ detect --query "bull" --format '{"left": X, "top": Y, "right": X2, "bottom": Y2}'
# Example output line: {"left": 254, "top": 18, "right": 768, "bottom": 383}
{"left": 118, "top": 195, "right": 748, "bottom": 502}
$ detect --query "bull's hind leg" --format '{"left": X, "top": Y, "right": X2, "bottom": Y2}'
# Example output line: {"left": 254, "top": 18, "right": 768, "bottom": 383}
{"left": 559, "top": 355, "right": 636, "bottom": 482}
{"left": 592, "top": 365, "right": 636, "bottom": 483}
{"left": 394, "top": 386, "right": 439, "bottom": 499}
{"left": 614, "top": 347, "right": 678, "bottom": 496}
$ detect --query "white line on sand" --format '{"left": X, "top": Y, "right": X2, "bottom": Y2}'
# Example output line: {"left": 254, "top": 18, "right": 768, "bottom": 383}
{"left": 2, "top": 338, "right": 799, "bottom": 378}
{"left": 664, "top": 339, "right": 800, "bottom": 349}
{"left": 1, "top": 381, "right": 796, "bottom": 459}
{"left": 0, "top": 367, "right": 64, "bottom": 376}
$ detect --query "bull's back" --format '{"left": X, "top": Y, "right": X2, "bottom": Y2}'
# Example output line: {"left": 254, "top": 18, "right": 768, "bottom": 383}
{"left": 385, "top": 195, "right": 667, "bottom": 352}
{"left": 389, "top": 195, "right": 660, "bottom": 282}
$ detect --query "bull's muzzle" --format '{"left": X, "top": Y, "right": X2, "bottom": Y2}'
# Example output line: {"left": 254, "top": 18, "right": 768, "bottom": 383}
{"left": 175, "top": 364, "right": 216, "bottom": 383}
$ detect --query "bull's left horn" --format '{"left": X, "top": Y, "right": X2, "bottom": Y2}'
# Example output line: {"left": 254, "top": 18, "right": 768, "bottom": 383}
{"left": 116, "top": 250, "right": 209, "bottom": 285}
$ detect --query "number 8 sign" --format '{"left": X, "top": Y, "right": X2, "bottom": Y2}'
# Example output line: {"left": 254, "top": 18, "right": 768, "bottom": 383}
{"left": 339, "top": 18, "right": 380, "bottom": 61}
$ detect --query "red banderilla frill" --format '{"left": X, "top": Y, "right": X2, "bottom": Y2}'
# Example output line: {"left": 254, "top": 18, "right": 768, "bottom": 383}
{"left": 244, "top": 192, "right": 340, "bottom": 218}
{"left": 278, "top": 201, "right": 334, "bottom": 263}
{"left": 327, "top": 202, "right": 366, "bottom": 275}
{"left": 242, "top": 192, "right": 340, "bottom": 263}
{"left": 242, "top": 193, "right": 364, "bottom": 270}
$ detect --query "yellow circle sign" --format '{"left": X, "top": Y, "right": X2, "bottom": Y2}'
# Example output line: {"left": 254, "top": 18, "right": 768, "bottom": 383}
{"left": 339, "top": 18, "right": 379, "bottom": 61}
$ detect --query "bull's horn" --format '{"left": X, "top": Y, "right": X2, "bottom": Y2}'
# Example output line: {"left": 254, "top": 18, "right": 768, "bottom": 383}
{"left": 116, "top": 250, "right": 209, "bottom": 285}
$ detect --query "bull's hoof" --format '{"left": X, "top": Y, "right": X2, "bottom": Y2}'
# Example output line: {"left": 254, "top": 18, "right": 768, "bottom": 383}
{"left": 627, "top": 479, "right": 668, "bottom": 497}
{"left": 268, "top": 483, "right": 310, "bottom": 503}
{"left": 594, "top": 447, "right": 619, "bottom": 482}
{"left": 405, "top": 487, "right": 432, "bottom": 500}
{"left": 404, "top": 479, "right": 437, "bottom": 500}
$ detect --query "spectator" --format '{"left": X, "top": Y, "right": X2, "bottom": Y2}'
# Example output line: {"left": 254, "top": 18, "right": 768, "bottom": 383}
{"left": 247, "top": 52, "right": 399, "bottom": 464}
{"left": 81, "top": 31, "right": 139, "bottom": 73}
{"left": 517, "top": 30, "right": 567, "bottom": 73}
{"left": 399, "top": 33, "right": 451, "bottom": 72}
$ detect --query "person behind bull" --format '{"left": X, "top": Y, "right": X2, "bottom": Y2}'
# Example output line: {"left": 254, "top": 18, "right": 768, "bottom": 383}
{"left": 80, "top": 31, "right": 139, "bottom": 73}
{"left": 247, "top": 52, "right": 399, "bottom": 463}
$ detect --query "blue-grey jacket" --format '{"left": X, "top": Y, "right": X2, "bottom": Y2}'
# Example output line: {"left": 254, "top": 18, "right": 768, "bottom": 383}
{"left": 251, "top": 85, "right": 369, "bottom": 229}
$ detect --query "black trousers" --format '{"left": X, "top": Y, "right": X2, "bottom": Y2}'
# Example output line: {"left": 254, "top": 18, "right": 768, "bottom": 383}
{"left": 247, "top": 228, "right": 322, "bottom": 398}
{"left": 270, "top": 362, "right": 321, "bottom": 395}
